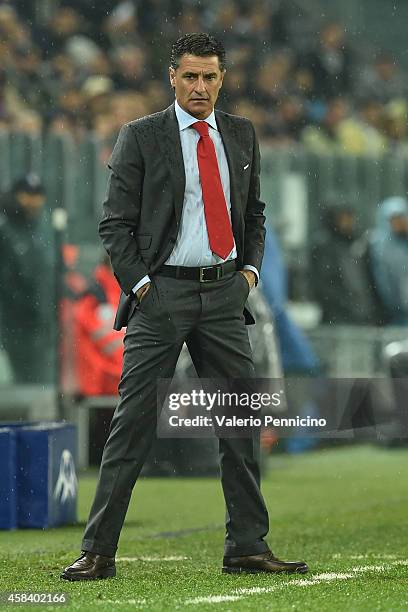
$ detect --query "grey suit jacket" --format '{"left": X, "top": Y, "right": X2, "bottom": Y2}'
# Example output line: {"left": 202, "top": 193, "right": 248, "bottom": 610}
{"left": 99, "top": 103, "right": 266, "bottom": 330}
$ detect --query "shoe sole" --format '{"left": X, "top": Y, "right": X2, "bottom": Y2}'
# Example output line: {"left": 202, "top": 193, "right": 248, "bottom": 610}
{"left": 60, "top": 567, "right": 116, "bottom": 581}
{"left": 222, "top": 566, "right": 308, "bottom": 575}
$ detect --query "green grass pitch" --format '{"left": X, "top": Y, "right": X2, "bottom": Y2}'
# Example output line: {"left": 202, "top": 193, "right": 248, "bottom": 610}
{"left": 0, "top": 445, "right": 407, "bottom": 611}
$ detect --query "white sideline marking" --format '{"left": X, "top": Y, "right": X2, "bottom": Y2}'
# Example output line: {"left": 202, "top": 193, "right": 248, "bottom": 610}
{"left": 352, "top": 564, "right": 387, "bottom": 572}
{"left": 184, "top": 560, "right": 408, "bottom": 606}
{"left": 290, "top": 576, "right": 354, "bottom": 587}
{"left": 96, "top": 599, "right": 146, "bottom": 606}
{"left": 184, "top": 575, "right": 355, "bottom": 606}
{"left": 117, "top": 555, "right": 190, "bottom": 562}
{"left": 188, "top": 595, "right": 243, "bottom": 603}
{"left": 351, "top": 554, "right": 397, "bottom": 560}
{"left": 333, "top": 553, "right": 397, "bottom": 560}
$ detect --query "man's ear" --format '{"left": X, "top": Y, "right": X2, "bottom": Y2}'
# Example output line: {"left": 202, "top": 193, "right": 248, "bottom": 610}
{"left": 219, "top": 69, "right": 226, "bottom": 89}
{"left": 169, "top": 66, "right": 176, "bottom": 89}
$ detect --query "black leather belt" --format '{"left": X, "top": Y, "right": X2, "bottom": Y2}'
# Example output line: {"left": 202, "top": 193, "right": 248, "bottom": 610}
{"left": 157, "top": 260, "right": 237, "bottom": 282}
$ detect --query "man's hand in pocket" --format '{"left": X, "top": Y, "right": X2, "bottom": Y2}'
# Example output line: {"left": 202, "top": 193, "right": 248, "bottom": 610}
{"left": 136, "top": 282, "right": 151, "bottom": 303}
{"left": 238, "top": 270, "right": 256, "bottom": 290}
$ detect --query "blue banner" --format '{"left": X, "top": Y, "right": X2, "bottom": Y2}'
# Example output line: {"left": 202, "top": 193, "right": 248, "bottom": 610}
{"left": 0, "top": 428, "right": 17, "bottom": 529}
{"left": 0, "top": 422, "right": 77, "bottom": 529}
{"left": 17, "top": 423, "right": 77, "bottom": 528}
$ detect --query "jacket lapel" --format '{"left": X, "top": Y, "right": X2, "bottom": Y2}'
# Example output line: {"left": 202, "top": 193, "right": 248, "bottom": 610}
{"left": 215, "top": 111, "right": 244, "bottom": 235}
{"left": 157, "top": 104, "right": 186, "bottom": 225}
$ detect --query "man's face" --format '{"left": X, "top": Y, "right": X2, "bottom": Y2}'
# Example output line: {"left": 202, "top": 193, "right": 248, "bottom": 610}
{"left": 336, "top": 211, "right": 355, "bottom": 234}
{"left": 390, "top": 214, "right": 408, "bottom": 237}
{"left": 17, "top": 191, "right": 45, "bottom": 217}
{"left": 169, "top": 54, "right": 225, "bottom": 119}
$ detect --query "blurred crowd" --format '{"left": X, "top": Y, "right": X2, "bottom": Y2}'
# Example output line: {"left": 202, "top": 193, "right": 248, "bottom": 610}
{"left": 1, "top": 0, "right": 408, "bottom": 154}
{"left": 1, "top": 172, "right": 407, "bottom": 389}
{"left": 310, "top": 199, "right": 408, "bottom": 326}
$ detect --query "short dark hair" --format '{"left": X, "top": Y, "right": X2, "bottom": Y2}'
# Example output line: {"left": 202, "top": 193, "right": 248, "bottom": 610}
{"left": 13, "top": 173, "right": 45, "bottom": 195}
{"left": 170, "top": 33, "right": 226, "bottom": 71}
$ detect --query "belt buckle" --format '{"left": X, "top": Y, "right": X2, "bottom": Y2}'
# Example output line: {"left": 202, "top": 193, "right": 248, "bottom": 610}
{"left": 200, "top": 265, "right": 216, "bottom": 282}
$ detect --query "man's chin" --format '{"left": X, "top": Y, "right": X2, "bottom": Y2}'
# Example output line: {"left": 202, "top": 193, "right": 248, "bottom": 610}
{"left": 187, "top": 100, "right": 212, "bottom": 118}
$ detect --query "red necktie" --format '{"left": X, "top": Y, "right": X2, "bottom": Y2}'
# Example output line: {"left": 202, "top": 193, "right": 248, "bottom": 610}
{"left": 191, "top": 121, "right": 234, "bottom": 260}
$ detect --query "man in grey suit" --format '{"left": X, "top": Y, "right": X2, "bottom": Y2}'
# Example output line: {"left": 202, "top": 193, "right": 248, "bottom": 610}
{"left": 62, "top": 33, "right": 308, "bottom": 580}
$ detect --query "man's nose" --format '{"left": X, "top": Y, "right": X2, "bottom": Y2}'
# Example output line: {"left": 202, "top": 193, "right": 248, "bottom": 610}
{"left": 195, "top": 76, "right": 206, "bottom": 93}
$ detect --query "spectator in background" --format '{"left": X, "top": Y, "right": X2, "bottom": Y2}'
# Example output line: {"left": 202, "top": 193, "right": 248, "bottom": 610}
{"left": 212, "top": 1, "right": 244, "bottom": 50}
{"left": 8, "top": 45, "right": 49, "bottom": 117}
{"left": 357, "top": 52, "right": 408, "bottom": 105}
{"left": 311, "top": 203, "right": 381, "bottom": 325}
{"left": 254, "top": 51, "right": 293, "bottom": 109}
{"left": 336, "top": 97, "right": 387, "bottom": 155}
{"left": 0, "top": 68, "right": 29, "bottom": 130}
{"left": 260, "top": 229, "right": 320, "bottom": 453}
{"left": 178, "top": 6, "right": 203, "bottom": 35}
{"left": 291, "top": 65, "right": 315, "bottom": 106}
{"left": 302, "top": 95, "right": 387, "bottom": 155}
{"left": 220, "top": 64, "right": 251, "bottom": 111}
{"left": 144, "top": 80, "right": 171, "bottom": 113}
{"left": 383, "top": 99, "right": 408, "bottom": 155}
{"left": 369, "top": 197, "right": 408, "bottom": 325}
{"left": 301, "top": 96, "right": 350, "bottom": 152}
{"left": 233, "top": 98, "right": 268, "bottom": 139}
{"left": 47, "top": 109, "right": 84, "bottom": 142}
{"left": 41, "top": 53, "right": 82, "bottom": 108}
{"left": 237, "top": 0, "right": 289, "bottom": 58}
{"left": 55, "top": 86, "right": 84, "bottom": 126}
{"left": 81, "top": 75, "right": 114, "bottom": 128}
{"left": 33, "top": 5, "right": 89, "bottom": 59}
{"left": 0, "top": 4, "right": 30, "bottom": 51}
{"left": 59, "top": 243, "right": 88, "bottom": 396}
{"left": 12, "top": 108, "right": 43, "bottom": 134}
{"left": 219, "top": 43, "right": 255, "bottom": 113}
{"left": 301, "top": 21, "right": 354, "bottom": 101}
{"left": 267, "top": 95, "right": 305, "bottom": 144}
{"left": 0, "top": 0, "right": 407, "bottom": 159}
{"left": 60, "top": 0, "right": 121, "bottom": 45}
{"left": 256, "top": 0, "right": 290, "bottom": 48}
{"left": 0, "top": 175, "right": 54, "bottom": 383}
{"left": 73, "top": 254, "right": 124, "bottom": 395}
{"left": 135, "top": 0, "right": 182, "bottom": 40}
{"left": 103, "top": 1, "right": 140, "bottom": 50}
{"left": 111, "top": 45, "right": 149, "bottom": 91}
{"left": 109, "top": 91, "right": 149, "bottom": 130}
{"left": 262, "top": 229, "right": 319, "bottom": 373}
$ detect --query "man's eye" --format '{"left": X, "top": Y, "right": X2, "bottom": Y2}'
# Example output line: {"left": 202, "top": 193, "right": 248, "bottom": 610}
{"left": 206, "top": 76, "right": 215, "bottom": 80}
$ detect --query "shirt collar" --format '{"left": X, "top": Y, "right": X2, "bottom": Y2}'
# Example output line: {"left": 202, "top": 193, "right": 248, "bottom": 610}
{"left": 175, "top": 100, "right": 218, "bottom": 132}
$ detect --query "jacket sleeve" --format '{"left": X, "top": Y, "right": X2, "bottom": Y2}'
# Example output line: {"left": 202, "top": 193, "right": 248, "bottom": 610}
{"left": 98, "top": 123, "right": 148, "bottom": 295}
{"left": 243, "top": 123, "right": 266, "bottom": 272}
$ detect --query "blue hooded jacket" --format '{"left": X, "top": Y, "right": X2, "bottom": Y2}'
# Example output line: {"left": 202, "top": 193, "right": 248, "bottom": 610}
{"left": 370, "top": 197, "right": 408, "bottom": 324}
{"left": 260, "top": 229, "right": 319, "bottom": 373}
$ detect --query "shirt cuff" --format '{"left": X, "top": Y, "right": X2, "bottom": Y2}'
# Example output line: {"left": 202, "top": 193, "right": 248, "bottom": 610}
{"left": 132, "top": 275, "right": 151, "bottom": 294}
{"left": 243, "top": 265, "right": 259, "bottom": 286}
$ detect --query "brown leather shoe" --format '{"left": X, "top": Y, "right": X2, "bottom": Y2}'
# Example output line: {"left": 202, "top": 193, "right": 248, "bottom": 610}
{"left": 222, "top": 550, "right": 308, "bottom": 574}
{"left": 61, "top": 552, "right": 116, "bottom": 581}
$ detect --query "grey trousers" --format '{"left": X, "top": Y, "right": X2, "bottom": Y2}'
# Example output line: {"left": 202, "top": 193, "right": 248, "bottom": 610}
{"left": 82, "top": 270, "right": 270, "bottom": 558}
